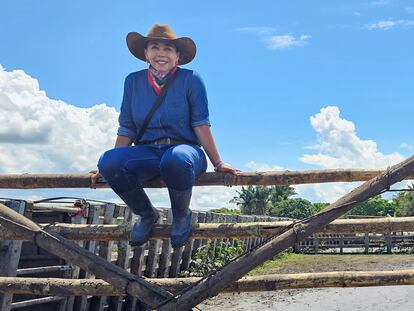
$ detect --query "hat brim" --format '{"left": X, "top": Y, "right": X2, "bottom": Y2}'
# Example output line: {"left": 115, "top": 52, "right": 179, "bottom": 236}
{"left": 126, "top": 32, "right": 196, "bottom": 65}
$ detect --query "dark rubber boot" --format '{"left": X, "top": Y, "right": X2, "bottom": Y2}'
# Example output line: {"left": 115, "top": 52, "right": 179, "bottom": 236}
{"left": 168, "top": 188, "right": 193, "bottom": 248}
{"left": 118, "top": 188, "right": 159, "bottom": 246}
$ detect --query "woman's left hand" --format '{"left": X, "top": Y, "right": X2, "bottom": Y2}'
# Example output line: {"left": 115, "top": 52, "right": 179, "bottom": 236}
{"left": 216, "top": 162, "right": 241, "bottom": 175}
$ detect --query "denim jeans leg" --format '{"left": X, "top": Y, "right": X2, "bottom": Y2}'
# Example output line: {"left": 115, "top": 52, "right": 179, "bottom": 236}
{"left": 98, "top": 145, "right": 163, "bottom": 245}
{"left": 159, "top": 144, "right": 207, "bottom": 247}
{"left": 159, "top": 144, "right": 207, "bottom": 191}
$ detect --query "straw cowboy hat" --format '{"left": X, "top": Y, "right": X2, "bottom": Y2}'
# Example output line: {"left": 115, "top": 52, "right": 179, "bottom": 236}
{"left": 126, "top": 24, "right": 197, "bottom": 65}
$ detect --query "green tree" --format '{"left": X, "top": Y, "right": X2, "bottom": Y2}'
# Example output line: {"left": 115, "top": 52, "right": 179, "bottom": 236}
{"left": 269, "top": 185, "right": 296, "bottom": 204}
{"left": 346, "top": 195, "right": 397, "bottom": 217}
{"left": 313, "top": 202, "right": 330, "bottom": 213}
{"left": 231, "top": 185, "right": 272, "bottom": 215}
{"left": 269, "top": 198, "right": 316, "bottom": 219}
{"left": 393, "top": 184, "right": 414, "bottom": 216}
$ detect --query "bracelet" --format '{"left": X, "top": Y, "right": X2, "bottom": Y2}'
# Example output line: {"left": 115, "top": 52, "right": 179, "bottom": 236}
{"left": 214, "top": 161, "right": 224, "bottom": 172}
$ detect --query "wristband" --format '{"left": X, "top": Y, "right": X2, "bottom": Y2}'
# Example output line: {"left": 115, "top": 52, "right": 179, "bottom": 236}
{"left": 214, "top": 161, "right": 224, "bottom": 172}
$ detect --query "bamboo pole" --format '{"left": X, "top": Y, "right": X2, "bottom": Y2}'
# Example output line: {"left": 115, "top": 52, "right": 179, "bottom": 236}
{"left": 2, "top": 269, "right": 414, "bottom": 296}
{"left": 2, "top": 217, "right": 414, "bottom": 241}
{"left": 0, "top": 203, "right": 173, "bottom": 308}
{"left": 1, "top": 168, "right": 414, "bottom": 189}
{"left": 157, "top": 155, "right": 414, "bottom": 310}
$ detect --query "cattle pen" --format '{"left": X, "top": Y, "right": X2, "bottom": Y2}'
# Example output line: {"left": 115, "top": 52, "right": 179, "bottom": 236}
{"left": 1, "top": 158, "right": 414, "bottom": 310}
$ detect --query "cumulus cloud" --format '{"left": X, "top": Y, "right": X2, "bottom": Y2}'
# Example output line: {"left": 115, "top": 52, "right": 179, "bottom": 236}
{"left": 300, "top": 106, "right": 403, "bottom": 169}
{"left": 0, "top": 65, "right": 118, "bottom": 173}
{"left": 296, "top": 106, "right": 405, "bottom": 203}
{"left": 236, "top": 27, "right": 310, "bottom": 50}
{"left": 367, "top": 19, "right": 414, "bottom": 30}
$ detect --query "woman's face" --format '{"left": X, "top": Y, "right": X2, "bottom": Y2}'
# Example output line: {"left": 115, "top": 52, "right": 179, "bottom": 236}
{"left": 144, "top": 40, "right": 180, "bottom": 72}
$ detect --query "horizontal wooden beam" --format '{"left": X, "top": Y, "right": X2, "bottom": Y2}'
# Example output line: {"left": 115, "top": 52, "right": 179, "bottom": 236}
{"left": 1, "top": 169, "right": 414, "bottom": 189}
{"left": 1, "top": 217, "right": 413, "bottom": 241}
{"left": 2, "top": 269, "right": 414, "bottom": 296}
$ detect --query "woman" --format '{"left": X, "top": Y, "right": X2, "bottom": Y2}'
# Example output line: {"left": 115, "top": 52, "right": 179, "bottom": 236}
{"left": 92, "top": 24, "right": 240, "bottom": 248}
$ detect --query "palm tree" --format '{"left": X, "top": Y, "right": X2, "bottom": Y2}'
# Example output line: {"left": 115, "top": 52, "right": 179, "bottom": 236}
{"left": 231, "top": 185, "right": 272, "bottom": 215}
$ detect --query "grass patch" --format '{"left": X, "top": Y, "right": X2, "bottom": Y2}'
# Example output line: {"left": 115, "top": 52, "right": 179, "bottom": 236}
{"left": 249, "top": 253, "right": 414, "bottom": 276}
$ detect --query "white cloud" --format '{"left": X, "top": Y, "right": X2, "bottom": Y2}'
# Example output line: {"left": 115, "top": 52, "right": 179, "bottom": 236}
{"left": 297, "top": 106, "right": 405, "bottom": 203}
{"left": 400, "top": 143, "right": 412, "bottom": 149}
{"left": 301, "top": 106, "right": 403, "bottom": 169}
{"left": 266, "top": 34, "right": 311, "bottom": 50}
{"left": 406, "top": 7, "right": 414, "bottom": 14}
{"left": 367, "top": 19, "right": 414, "bottom": 30}
{"left": 0, "top": 65, "right": 118, "bottom": 173}
{"left": 246, "top": 161, "right": 284, "bottom": 172}
{"left": 237, "top": 27, "right": 310, "bottom": 50}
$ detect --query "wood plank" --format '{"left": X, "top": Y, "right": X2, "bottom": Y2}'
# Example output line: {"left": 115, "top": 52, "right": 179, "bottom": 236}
{"left": 144, "top": 209, "right": 162, "bottom": 278}
{"left": 180, "top": 211, "right": 198, "bottom": 272}
{"left": 65, "top": 212, "right": 86, "bottom": 311}
{"left": 4, "top": 269, "right": 414, "bottom": 295}
{"left": 74, "top": 204, "right": 101, "bottom": 311}
{"left": 0, "top": 200, "right": 26, "bottom": 311}
{"left": 5, "top": 216, "right": 414, "bottom": 241}
{"left": 191, "top": 211, "right": 206, "bottom": 256}
{"left": 157, "top": 209, "right": 172, "bottom": 278}
{"left": 109, "top": 206, "right": 133, "bottom": 311}
{"left": 2, "top": 169, "right": 414, "bottom": 188}
{"left": 90, "top": 203, "right": 116, "bottom": 311}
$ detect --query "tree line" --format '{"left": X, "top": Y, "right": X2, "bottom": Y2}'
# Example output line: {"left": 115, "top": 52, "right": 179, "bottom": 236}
{"left": 210, "top": 184, "right": 414, "bottom": 219}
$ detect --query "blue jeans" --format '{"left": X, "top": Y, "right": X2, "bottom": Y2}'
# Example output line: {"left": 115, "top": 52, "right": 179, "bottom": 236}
{"left": 98, "top": 144, "right": 207, "bottom": 195}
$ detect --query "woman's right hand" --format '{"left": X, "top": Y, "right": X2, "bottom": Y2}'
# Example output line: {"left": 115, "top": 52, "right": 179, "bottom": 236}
{"left": 89, "top": 170, "right": 101, "bottom": 187}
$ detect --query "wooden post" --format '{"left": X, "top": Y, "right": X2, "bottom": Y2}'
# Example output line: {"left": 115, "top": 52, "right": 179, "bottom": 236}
{"left": 144, "top": 209, "right": 162, "bottom": 278}
{"left": 65, "top": 209, "right": 87, "bottom": 311}
{"left": 314, "top": 234, "right": 320, "bottom": 253}
{"left": 0, "top": 200, "right": 26, "bottom": 311}
{"left": 0, "top": 202, "right": 175, "bottom": 308}
{"left": 157, "top": 209, "right": 172, "bottom": 278}
{"left": 386, "top": 233, "right": 392, "bottom": 254}
{"left": 74, "top": 204, "right": 100, "bottom": 311}
{"left": 109, "top": 206, "right": 133, "bottom": 311}
{"left": 169, "top": 246, "right": 184, "bottom": 278}
{"left": 180, "top": 211, "right": 198, "bottom": 272}
{"left": 90, "top": 203, "right": 117, "bottom": 311}
{"left": 364, "top": 233, "right": 369, "bottom": 254}
{"left": 156, "top": 155, "right": 414, "bottom": 310}
{"left": 191, "top": 211, "right": 206, "bottom": 256}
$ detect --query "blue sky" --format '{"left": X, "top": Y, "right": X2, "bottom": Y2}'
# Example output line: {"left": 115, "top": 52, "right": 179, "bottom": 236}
{"left": 1, "top": 0, "right": 413, "bottom": 208}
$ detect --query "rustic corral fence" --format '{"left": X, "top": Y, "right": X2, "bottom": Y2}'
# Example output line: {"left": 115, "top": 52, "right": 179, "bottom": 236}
{"left": 2, "top": 162, "right": 414, "bottom": 310}
{"left": 0, "top": 197, "right": 288, "bottom": 310}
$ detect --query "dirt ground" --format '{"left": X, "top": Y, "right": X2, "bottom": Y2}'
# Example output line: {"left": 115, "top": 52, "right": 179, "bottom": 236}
{"left": 197, "top": 254, "right": 414, "bottom": 310}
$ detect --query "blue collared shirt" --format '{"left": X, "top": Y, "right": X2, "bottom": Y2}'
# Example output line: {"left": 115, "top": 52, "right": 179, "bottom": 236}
{"left": 117, "top": 68, "right": 210, "bottom": 145}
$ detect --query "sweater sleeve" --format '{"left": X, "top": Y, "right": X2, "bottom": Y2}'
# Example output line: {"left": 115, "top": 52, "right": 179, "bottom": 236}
{"left": 117, "top": 74, "right": 137, "bottom": 140}
{"left": 187, "top": 71, "right": 211, "bottom": 127}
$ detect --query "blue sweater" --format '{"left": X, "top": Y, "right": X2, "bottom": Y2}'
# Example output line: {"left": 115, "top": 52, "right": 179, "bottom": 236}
{"left": 117, "top": 68, "right": 211, "bottom": 145}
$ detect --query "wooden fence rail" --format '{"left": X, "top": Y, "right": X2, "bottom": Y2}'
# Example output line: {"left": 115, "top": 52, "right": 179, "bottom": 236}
{"left": 1, "top": 168, "right": 414, "bottom": 189}
{"left": 2, "top": 269, "right": 414, "bottom": 295}
{"left": 2, "top": 217, "right": 414, "bottom": 241}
